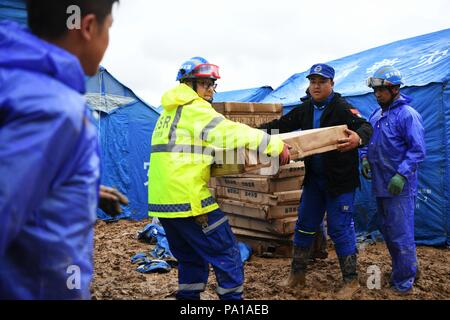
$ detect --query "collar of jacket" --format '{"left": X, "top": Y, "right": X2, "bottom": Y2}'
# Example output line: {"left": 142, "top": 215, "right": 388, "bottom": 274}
{"left": 300, "top": 92, "right": 344, "bottom": 129}
{"left": 161, "top": 83, "right": 205, "bottom": 112}
{"left": 381, "top": 93, "right": 412, "bottom": 114}
{"left": 391, "top": 93, "right": 412, "bottom": 109}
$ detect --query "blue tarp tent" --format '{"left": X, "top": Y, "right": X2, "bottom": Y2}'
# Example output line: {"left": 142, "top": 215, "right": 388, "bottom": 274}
{"left": 86, "top": 67, "right": 160, "bottom": 221}
{"left": 0, "top": 0, "right": 27, "bottom": 25}
{"left": 263, "top": 29, "right": 450, "bottom": 246}
{"left": 213, "top": 86, "right": 273, "bottom": 103}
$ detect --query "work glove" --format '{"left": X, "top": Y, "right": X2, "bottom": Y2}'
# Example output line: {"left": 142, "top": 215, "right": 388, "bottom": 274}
{"left": 388, "top": 174, "right": 406, "bottom": 196}
{"left": 279, "top": 143, "right": 291, "bottom": 166}
{"left": 361, "top": 158, "right": 371, "bottom": 180}
{"left": 99, "top": 185, "right": 129, "bottom": 217}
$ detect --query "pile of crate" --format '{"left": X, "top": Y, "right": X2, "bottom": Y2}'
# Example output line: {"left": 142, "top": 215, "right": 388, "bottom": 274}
{"left": 209, "top": 102, "right": 301, "bottom": 257}
{"left": 212, "top": 102, "right": 282, "bottom": 128}
{"left": 210, "top": 162, "right": 305, "bottom": 257}
{"left": 210, "top": 102, "right": 283, "bottom": 177}
{"left": 208, "top": 102, "right": 348, "bottom": 257}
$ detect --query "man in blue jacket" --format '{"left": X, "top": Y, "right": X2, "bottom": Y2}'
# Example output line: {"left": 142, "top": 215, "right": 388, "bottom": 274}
{"left": 0, "top": 0, "right": 118, "bottom": 299}
{"left": 361, "top": 65, "right": 426, "bottom": 294}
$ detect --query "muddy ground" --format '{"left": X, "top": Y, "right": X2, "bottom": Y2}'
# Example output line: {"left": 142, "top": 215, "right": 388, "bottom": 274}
{"left": 92, "top": 220, "right": 450, "bottom": 300}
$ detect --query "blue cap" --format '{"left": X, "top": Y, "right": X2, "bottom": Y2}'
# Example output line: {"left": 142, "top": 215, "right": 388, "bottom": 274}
{"left": 306, "top": 63, "right": 335, "bottom": 80}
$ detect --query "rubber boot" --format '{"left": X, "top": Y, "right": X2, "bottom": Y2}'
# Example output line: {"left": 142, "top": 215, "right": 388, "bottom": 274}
{"left": 336, "top": 254, "right": 360, "bottom": 299}
{"left": 310, "top": 229, "right": 328, "bottom": 261}
{"left": 282, "top": 246, "right": 310, "bottom": 288}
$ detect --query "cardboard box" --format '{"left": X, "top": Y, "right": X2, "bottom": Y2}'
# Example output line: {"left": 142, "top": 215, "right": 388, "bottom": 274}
{"left": 238, "top": 161, "right": 305, "bottom": 178}
{"left": 211, "top": 148, "right": 272, "bottom": 177}
{"left": 277, "top": 125, "right": 348, "bottom": 159}
{"left": 216, "top": 187, "right": 302, "bottom": 206}
{"left": 227, "top": 214, "right": 297, "bottom": 236}
{"left": 208, "top": 187, "right": 216, "bottom": 198}
{"left": 213, "top": 102, "right": 283, "bottom": 114}
{"left": 273, "top": 190, "right": 303, "bottom": 204}
{"left": 225, "top": 114, "right": 281, "bottom": 128}
{"left": 231, "top": 226, "right": 293, "bottom": 242}
{"left": 208, "top": 178, "right": 217, "bottom": 189}
{"left": 224, "top": 114, "right": 281, "bottom": 128}
{"left": 215, "top": 175, "right": 303, "bottom": 193}
{"left": 219, "top": 199, "right": 298, "bottom": 220}
{"left": 211, "top": 164, "right": 258, "bottom": 177}
{"left": 231, "top": 227, "right": 293, "bottom": 258}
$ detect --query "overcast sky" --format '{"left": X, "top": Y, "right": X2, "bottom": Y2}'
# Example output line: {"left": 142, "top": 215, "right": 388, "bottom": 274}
{"left": 101, "top": 0, "right": 450, "bottom": 106}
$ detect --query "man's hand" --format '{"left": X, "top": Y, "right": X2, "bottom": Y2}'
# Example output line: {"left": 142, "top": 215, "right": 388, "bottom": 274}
{"left": 99, "top": 185, "right": 129, "bottom": 217}
{"left": 337, "top": 129, "right": 361, "bottom": 153}
{"left": 361, "top": 158, "right": 372, "bottom": 180}
{"left": 388, "top": 174, "right": 406, "bottom": 196}
{"left": 279, "top": 143, "right": 291, "bottom": 166}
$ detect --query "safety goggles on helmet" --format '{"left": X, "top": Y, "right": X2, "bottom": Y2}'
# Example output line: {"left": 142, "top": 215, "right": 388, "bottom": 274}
{"left": 190, "top": 63, "right": 221, "bottom": 80}
{"left": 366, "top": 77, "right": 396, "bottom": 88}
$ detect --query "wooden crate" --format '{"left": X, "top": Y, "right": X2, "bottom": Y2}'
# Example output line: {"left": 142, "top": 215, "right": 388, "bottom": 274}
{"left": 277, "top": 125, "right": 348, "bottom": 159}
{"left": 212, "top": 102, "right": 283, "bottom": 114}
{"left": 231, "top": 227, "right": 294, "bottom": 258}
{"left": 227, "top": 213, "right": 297, "bottom": 236}
{"left": 216, "top": 187, "right": 302, "bottom": 206}
{"left": 218, "top": 198, "right": 298, "bottom": 221}
{"left": 215, "top": 175, "right": 304, "bottom": 193}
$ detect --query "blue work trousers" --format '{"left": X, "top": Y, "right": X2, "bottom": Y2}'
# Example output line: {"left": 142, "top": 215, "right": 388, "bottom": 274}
{"left": 159, "top": 209, "right": 244, "bottom": 300}
{"left": 294, "top": 177, "right": 357, "bottom": 257}
{"left": 376, "top": 196, "right": 418, "bottom": 292}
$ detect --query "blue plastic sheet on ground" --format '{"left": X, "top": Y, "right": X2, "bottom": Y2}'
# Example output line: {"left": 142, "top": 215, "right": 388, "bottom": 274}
{"left": 136, "top": 260, "right": 171, "bottom": 274}
{"left": 137, "top": 223, "right": 175, "bottom": 260}
{"left": 238, "top": 242, "right": 252, "bottom": 263}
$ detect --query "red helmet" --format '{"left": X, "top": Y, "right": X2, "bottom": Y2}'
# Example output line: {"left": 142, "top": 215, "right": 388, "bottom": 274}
{"left": 176, "top": 57, "right": 221, "bottom": 81}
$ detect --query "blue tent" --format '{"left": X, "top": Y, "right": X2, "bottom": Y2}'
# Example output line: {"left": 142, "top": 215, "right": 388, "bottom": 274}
{"left": 0, "top": 0, "right": 27, "bottom": 25}
{"left": 263, "top": 29, "right": 450, "bottom": 246}
{"left": 86, "top": 67, "right": 160, "bottom": 221}
{"left": 213, "top": 86, "right": 273, "bottom": 103}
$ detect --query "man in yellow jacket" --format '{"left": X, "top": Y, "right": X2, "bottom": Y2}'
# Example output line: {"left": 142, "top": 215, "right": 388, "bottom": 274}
{"left": 148, "top": 57, "right": 290, "bottom": 300}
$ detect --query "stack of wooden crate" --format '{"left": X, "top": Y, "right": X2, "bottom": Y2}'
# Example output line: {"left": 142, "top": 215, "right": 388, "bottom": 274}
{"left": 208, "top": 102, "right": 348, "bottom": 257}
{"left": 210, "top": 161, "right": 305, "bottom": 257}
{"left": 212, "top": 102, "right": 282, "bottom": 128}
{"left": 209, "top": 102, "right": 294, "bottom": 257}
{"left": 210, "top": 102, "right": 283, "bottom": 178}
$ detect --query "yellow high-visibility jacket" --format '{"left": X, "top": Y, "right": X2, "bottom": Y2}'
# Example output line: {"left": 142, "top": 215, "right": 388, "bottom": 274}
{"left": 148, "top": 84, "right": 284, "bottom": 218}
